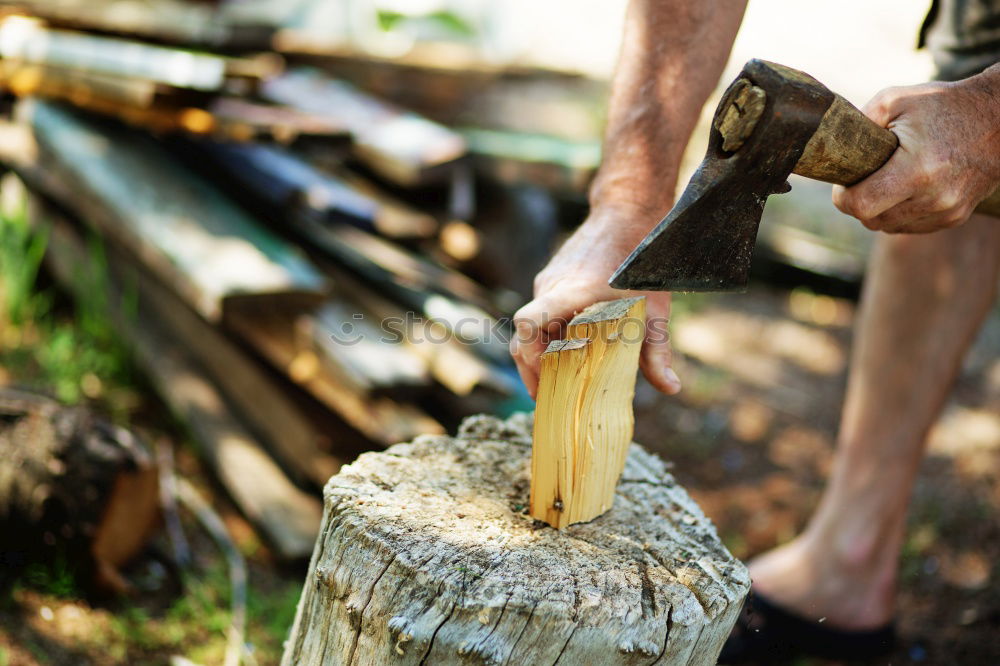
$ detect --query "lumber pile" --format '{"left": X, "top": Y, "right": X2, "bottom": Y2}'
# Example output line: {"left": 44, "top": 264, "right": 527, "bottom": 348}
{"left": 29, "top": 195, "right": 328, "bottom": 560}
{"left": 0, "top": 2, "right": 608, "bottom": 560}
{"left": 1, "top": 0, "right": 275, "bottom": 49}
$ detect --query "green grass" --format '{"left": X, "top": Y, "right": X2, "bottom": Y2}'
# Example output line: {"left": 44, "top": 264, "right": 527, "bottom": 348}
{"left": 20, "top": 557, "right": 79, "bottom": 599}
{"left": 7, "top": 534, "right": 302, "bottom": 664}
{"left": 249, "top": 579, "right": 302, "bottom": 655}
{"left": 0, "top": 200, "right": 135, "bottom": 415}
{"left": 0, "top": 196, "right": 47, "bottom": 327}
{"left": 1, "top": 189, "right": 303, "bottom": 663}
{"left": 97, "top": 563, "right": 301, "bottom": 664}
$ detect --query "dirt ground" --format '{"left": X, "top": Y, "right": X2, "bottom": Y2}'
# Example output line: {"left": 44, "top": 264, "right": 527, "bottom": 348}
{"left": 2, "top": 281, "right": 998, "bottom": 665}
{"left": 0, "top": 435, "right": 305, "bottom": 666}
{"left": 636, "top": 285, "right": 1000, "bottom": 665}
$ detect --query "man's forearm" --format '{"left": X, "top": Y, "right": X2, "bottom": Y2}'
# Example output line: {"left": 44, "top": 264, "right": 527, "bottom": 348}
{"left": 512, "top": 1, "right": 744, "bottom": 396}
{"left": 589, "top": 0, "right": 748, "bottom": 226}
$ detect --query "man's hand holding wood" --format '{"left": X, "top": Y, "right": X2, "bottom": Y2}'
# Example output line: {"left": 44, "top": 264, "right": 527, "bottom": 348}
{"left": 509, "top": 205, "right": 678, "bottom": 399}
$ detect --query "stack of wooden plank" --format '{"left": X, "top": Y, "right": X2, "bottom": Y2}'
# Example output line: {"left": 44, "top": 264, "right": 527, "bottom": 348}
{"left": 0, "top": 12, "right": 348, "bottom": 142}
{"left": 0, "top": 1, "right": 605, "bottom": 559}
{"left": 1, "top": 0, "right": 276, "bottom": 49}
{"left": 287, "top": 51, "right": 608, "bottom": 196}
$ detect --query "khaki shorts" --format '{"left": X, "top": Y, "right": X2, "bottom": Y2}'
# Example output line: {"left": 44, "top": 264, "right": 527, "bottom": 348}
{"left": 921, "top": 0, "right": 1000, "bottom": 80}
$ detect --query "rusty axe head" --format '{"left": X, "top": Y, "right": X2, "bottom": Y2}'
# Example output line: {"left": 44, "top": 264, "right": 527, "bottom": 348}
{"left": 609, "top": 59, "right": 836, "bottom": 292}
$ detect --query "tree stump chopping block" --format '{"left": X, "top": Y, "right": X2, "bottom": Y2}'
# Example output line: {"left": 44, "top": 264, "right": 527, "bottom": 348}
{"left": 282, "top": 414, "right": 749, "bottom": 665}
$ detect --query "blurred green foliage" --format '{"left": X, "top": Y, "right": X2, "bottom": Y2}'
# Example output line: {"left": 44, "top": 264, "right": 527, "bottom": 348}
{"left": 376, "top": 9, "right": 476, "bottom": 37}
{"left": 0, "top": 202, "right": 135, "bottom": 414}
{"left": 0, "top": 197, "right": 48, "bottom": 327}
{"left": 97, "top": 563, "right": 300, "bottom": 664}
{"left": 6, "top": 522, "right": 301, "bottom": 663}
{"left": 21, "top": 557, "right": 78, "bottom": 599}
{"left": 1, "top": 188, "right": 304, "bottom": 664}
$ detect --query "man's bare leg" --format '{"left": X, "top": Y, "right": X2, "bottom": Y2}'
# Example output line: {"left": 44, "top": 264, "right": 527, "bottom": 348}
{"left": 748, "top": 213, "right": 1000, "bottom": 630}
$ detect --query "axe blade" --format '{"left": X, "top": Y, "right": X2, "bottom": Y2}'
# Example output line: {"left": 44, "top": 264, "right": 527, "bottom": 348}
{"left": 609, "top": 59, "right": 835, "bottom": 293}
{"left": 608, "top": 162, "right": 770, "bottom": 292}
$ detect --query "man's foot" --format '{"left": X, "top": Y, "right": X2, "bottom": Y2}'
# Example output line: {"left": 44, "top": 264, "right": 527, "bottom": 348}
{"left": 719, "top": 591, "right": 896, "bottom": 663}
{"left": 719, "top": 535, "right": 898, "bottom": 663}
{"left": 747, "top": 535, "right": 896, "bottom": 630}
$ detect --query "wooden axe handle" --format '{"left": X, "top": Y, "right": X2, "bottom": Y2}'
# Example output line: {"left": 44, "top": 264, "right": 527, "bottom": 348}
{"left": 794, "top": 94, "right": 1000, "bottom": 217}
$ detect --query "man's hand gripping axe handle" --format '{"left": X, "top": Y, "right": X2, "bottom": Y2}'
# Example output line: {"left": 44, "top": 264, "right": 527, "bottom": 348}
{"left": 610, "top": 59, "right": 1000, "bottom": 293}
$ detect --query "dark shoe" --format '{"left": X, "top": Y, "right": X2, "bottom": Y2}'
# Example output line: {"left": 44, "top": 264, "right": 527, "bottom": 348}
{"left": 719, "top": 591, "right": 896, "bottom": 663}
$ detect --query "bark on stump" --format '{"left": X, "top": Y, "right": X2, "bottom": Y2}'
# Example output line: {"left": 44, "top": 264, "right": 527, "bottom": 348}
{"left": 283, "top": 414, "right": 749, "bottom": 665}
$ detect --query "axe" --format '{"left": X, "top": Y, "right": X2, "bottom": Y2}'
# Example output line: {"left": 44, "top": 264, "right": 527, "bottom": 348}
{"left": 610, "top": 59, "right": 1000, "bottom": 292}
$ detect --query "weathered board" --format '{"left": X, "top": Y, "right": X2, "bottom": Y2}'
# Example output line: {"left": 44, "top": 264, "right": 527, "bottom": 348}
{"left": 195, "top": 141, "right": 436, "bottom": 239}
{"left": 7, "top": 0, "right": 274, "bottom": 50}
{"left": 7, "top": 136, "right": 443, "bottom": 450}
{"left": 261, "top": 68, "right": 466, "bottom": 186}
{"left": 0, "top": 17, "right": 247, "bottom": 91}
{"left": 223, "top": 300, "right": 446, "bottom": 447}
{"left": 23, "top": 99, "right": 327, "bottom": 321}
{"left": 185, "top": 138, "right": 510, "bottom": 364}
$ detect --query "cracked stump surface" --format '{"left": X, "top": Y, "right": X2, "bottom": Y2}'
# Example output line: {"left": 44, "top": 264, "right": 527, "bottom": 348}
{"left": 282, "top": 413, "right": 750, "bottom": 666}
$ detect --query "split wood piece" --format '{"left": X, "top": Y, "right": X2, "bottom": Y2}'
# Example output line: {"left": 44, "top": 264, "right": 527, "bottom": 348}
{"left": 8, "top": 0, "right": 275, "bottom": 50}
{"left": 0, "top": 388, "right": 159, "bottom": 595}
{"left": 261, "top": 68, "right": 467, "bottom": 187}
{"left": 33, "top": 207, "right": 323, "bottom": 560}
{"left": 531, "top": 297, "right": 646, "bottom": 528}
{"left": 21, "top": 99, "right": 327, "bottom": 322}
{"left": 282, "top": 414, "right": 749, "bottom": 665}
